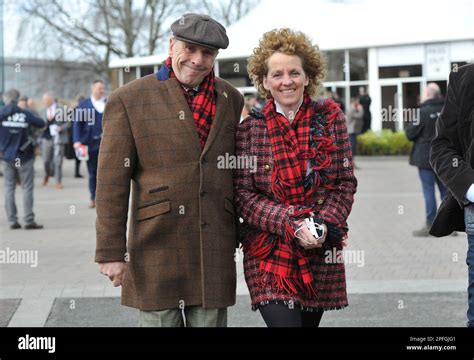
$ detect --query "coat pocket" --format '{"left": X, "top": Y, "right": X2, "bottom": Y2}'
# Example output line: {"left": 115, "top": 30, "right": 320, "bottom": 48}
{"left": 149, "top": 185, "right": 169, "bottom": 194}
{"left": 136, "top": 200, "right": 171, "bottom": 221}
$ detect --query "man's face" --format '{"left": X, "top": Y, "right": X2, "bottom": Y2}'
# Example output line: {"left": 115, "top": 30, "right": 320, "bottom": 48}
{"left": 17, "top": 100, "right": 27, "bottom": 109}
{"left": 91, "top": 82, "right": 105, "bottom": 100}
{"left": 42, "top": 94, "right": 54, "bottom": 107}
{"left": 168, "top": 38, "right": 218, "bottom": 88}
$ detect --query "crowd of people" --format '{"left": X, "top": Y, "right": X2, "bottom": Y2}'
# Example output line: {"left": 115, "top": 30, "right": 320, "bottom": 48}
{"left": 0, "top": 80, "right": 107, "bottom": 229}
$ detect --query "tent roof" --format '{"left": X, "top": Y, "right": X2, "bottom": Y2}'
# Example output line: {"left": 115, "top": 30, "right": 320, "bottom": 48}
{"left": 218, "top": 0, "right": 474, "bottom": 60}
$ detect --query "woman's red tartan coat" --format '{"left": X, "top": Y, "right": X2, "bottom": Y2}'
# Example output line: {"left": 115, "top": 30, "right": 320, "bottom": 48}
{"left": 234, "top": 97, "right": 357, "bottom": 311}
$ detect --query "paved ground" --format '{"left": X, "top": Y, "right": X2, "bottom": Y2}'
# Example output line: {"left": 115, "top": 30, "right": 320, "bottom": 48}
{"left": 0, "top": 156, "right": 470, "bottom": 327}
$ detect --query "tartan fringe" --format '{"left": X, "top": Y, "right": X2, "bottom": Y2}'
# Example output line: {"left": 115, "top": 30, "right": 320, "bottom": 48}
{"left": 255, "top": 270, "right": 318, "bottom": 299}
{"left": 251, "top": 300, "right": 348, "bottom": 313}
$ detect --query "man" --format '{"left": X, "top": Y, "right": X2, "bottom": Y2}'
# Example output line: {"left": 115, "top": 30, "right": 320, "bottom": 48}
{"left": 41, "top": 92, "right": 70, "bottom": 189}
{"left": 95, "top": 13, "right": 244, "bottom": 327}
{"left": 72, "top": 80, "right": 106, "bottom": 208}
{"left": 0, "top": 89, "right": 44, "bottom": 229}
{"left": 358, "top": 86, "right": 372, "bottom": 133}
{"left": 430, "top": 63, "right": 474, "bottom": 327}
{"left": 406, "top": 83, "right": 447, "bottom": 237}
{"left": 17, "top": 96, "right": 28, "bottom": 110}
{"left": 346, "top": 97, "right": 364, "bottom": 162}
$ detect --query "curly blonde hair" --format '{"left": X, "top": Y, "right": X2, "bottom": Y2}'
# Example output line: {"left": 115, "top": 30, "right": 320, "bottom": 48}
{"left": 247, "top": 28, "right": 326, "bottom": 99}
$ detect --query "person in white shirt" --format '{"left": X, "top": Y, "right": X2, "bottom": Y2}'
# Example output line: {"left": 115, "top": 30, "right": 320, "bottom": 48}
{"left": 72, "top": 80, "right": 106, "bottom": 208}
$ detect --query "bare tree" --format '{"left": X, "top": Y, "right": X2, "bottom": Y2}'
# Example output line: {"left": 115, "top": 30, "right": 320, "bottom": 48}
{"left": 18, "top": 0, "right": 186, "bottom": 79}
{"left": 201, "top": 0, "right": 259, "bottom": 26}
{"left": 16, "top": 0, "right": 259, "bottom": 80}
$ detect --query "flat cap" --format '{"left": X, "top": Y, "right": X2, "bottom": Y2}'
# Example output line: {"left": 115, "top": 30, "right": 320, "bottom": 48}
{"left": 171, "top": 13, "right": 229, "bottom": 50}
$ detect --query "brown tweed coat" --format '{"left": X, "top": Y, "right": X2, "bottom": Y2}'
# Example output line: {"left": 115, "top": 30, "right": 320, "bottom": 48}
{"left": 95, "top": 73, "right": 244, "bottom": 311}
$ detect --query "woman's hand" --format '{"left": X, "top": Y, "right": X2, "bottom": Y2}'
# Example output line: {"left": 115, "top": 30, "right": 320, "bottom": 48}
{"left": 294, "top": 220, "right": 327, "bottom": 249}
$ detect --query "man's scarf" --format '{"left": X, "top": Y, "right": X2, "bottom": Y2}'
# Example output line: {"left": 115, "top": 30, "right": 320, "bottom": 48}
{"left": 243, "top": 93, "right": 339, "bottom": 298}
{"left": 163, "top": 57, "right": 216, "bottom": 150}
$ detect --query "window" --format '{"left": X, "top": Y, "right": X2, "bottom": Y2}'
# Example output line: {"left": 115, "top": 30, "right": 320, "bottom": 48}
{"left": 123, "top": 67, "right": 137, "bottom": 84}
{"left": 140, "top": 66, "right": 155, "bottom": 77}
{"left": 378, "top": 65, "right": 422, "bottom": 79}
{"left": 218, "top": 58, "right": 252, "bottom": 87}
{"left": 349, "top": 49, "right": 368, "bottom": 81}
{"left": 323, "top": 51, "right": 345, "bottom": 82}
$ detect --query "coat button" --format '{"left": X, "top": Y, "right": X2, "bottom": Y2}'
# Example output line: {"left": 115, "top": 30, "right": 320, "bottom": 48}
{"left": 317, "top": 199, "right": 324, "bottom": 205}
{"left": 264, "top": 164, "right": 271, "bottom": 172}
{"left": 200, "top": 191, "right": 207, "bottom": 197}
{"left": 201, "top": 221, "right": 207, "bottom": 228}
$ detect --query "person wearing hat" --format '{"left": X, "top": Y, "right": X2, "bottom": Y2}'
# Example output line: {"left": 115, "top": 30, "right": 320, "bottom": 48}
{"left": 95, "top": 13, "right": 244, "bottom": 327}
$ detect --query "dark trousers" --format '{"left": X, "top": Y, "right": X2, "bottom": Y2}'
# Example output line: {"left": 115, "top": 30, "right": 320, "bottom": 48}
{"left": 349, "top": 133, "right": 357, "bottom": 156}
{"left": 465, "top": 204, "right": 474, "bottom": 327}
{"left": 87, "top": 150, "right": 99, "bottom": 200}
{"left": 75, "top": 159, "right": 81, "bottom": 176}
{"left": 418, "top": 168, "right": 447, "bottom": 225}
{"left": 468, "top": 233, "right": 474, "bottom": 327}
{"left": 259, "top": 303, "right": 324, "bottom": 327}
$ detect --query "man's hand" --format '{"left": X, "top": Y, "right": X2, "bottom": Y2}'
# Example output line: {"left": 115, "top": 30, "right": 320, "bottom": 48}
{"left": 98, "top": 262, "right": 126, "bottom": 287}
{"left": 73, "top": 142, "right": 82, "bottom": 149}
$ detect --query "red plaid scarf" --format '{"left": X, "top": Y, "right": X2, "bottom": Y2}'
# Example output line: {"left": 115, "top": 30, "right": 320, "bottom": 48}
{"left": 244, "top": 94, "right": 338, "bottom": 299}
{"left": 164, "top": 57, "right": 216, "bottom": 150}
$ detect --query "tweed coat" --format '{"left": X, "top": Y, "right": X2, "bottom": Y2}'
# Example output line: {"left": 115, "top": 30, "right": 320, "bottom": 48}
{"left": 95, "top": 73, "right": 244, "bottom": 311}
{"left": 234, "top": 98, "right": 357, "bottom": 310}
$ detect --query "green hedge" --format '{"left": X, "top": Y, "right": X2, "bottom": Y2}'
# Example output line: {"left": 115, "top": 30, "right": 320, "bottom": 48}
{"left": 356, "top": 130, "right": 413, "bottom": 156}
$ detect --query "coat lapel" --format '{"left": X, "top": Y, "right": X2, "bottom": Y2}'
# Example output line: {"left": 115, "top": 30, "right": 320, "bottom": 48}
{"left": 159, "top": 76, "right": 230, "bottom": 158}
{"left": 163, "top": 79, "right": 201, "bottom": 155}
{"left": 201, "top": 80, "right": 229, "bottom": 158}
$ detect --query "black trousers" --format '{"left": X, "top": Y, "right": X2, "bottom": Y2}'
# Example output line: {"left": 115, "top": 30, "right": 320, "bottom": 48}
{"left": 259, "top": 303, "right": 324, "bottom": 327}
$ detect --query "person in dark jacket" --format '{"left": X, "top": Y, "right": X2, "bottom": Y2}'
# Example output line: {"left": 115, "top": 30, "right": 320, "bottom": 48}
{"left": 0, "top": 89, "right": 45, "bottom": 229}
{"left": 358, "top": 86, "right": 372, "bottom": 133}
{"left": 430, "top": 64, "right": 474, "bottom": 327}
{"left": 406, "top": 83, "right": 447, "bottom": 236}
{"left": 72, "top": 80, "right": 106, "bottom": 208}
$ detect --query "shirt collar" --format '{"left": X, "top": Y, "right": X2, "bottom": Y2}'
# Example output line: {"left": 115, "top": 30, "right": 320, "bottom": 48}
{"left": 91, "top": 96, "right": 105, "bottom": 103}
{"left": 274, "top": 97, "right": 304, "bottom": 120}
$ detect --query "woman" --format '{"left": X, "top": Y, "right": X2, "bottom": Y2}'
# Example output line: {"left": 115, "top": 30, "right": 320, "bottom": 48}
{"left": 234, "top": 28, "right": 357, "bottom": 327}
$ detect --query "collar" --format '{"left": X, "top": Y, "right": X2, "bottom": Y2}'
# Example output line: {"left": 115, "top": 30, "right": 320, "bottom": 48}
{"left": 91, "top": 96, "right": 105, "bottom": 104}
{"left": 274, "top": 97, "right": 304, "bottom": 121}
{"left": 156, "top": 64, "right": 201, "bottom": 93}
{"left": 156, "top": 63, "right": 170, "bottom": 81}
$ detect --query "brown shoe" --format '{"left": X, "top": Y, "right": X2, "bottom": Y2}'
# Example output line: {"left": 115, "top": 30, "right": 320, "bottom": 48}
{"left": 10, "top": 222, "right": 22, "bottom": 230}
{"left": 24, "top": 222, "right": 44, "bottom": 230}
{"left": 42, "top": 175, "right": 49, "bottom": 186}
{"left": 89, "top": 200, "right": 96, "bottom": 209}
{"left": 56, "top": 183, "right": 64, "bottom": 189}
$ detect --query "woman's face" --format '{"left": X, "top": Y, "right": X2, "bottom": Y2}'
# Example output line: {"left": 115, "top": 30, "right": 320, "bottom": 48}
{"left": 263, "top": 52, "right": 309, "bottom": 108}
